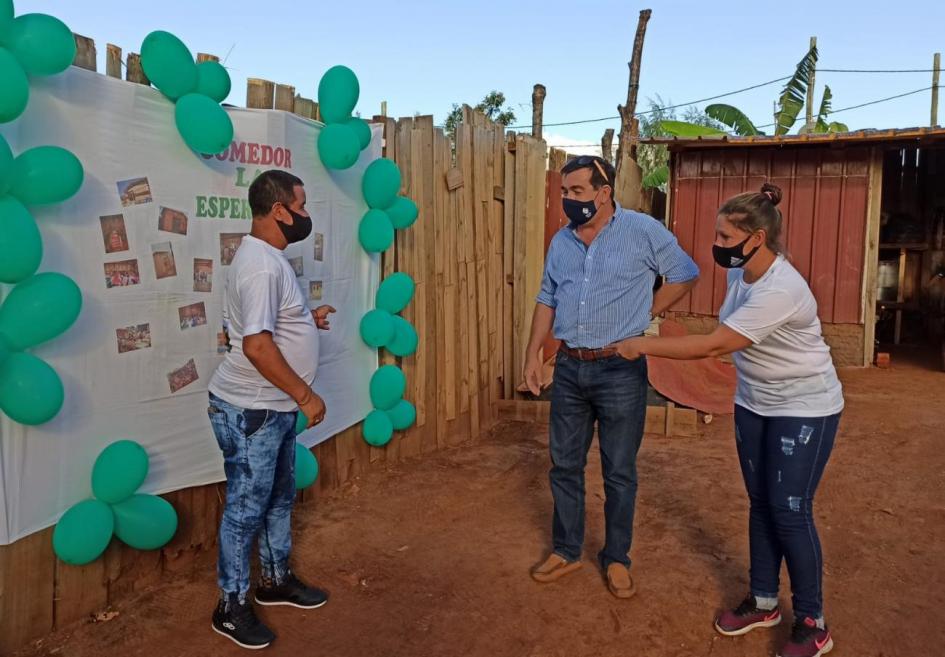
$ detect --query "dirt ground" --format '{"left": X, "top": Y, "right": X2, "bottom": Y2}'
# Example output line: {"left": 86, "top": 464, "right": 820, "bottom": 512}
{"left": 16, "top": 355, "right": 945, "bottom": 657}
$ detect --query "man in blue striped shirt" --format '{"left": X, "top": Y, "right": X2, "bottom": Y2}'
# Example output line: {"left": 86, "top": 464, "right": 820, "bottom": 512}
{"left": 525, "top": 156, "right": 698, "bottom": 599}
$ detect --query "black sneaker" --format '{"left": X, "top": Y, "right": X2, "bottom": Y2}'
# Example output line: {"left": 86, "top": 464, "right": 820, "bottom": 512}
{"left": 778, "top": 616, "right": 833, "bottom": 657}
{"left": 211, "top": 595, "right": 275, "bottom": 650}
{"left": 254, "top": 570, "right": 329, "bottom": 609}
{"left": 714, "top": 595, "right": 782, "bottom": 636}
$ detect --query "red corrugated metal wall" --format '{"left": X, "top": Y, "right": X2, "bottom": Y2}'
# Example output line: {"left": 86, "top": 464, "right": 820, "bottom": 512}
{"left": 669, "top": 146, "right": 869, "bottom": 324}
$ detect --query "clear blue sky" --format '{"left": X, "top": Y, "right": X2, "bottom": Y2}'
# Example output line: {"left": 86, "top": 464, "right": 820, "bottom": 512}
{"left": 19, "top": 0, "right": 945, "bottom": 152}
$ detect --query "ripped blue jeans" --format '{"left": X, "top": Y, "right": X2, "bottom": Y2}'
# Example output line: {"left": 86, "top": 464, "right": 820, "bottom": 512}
{"left": 734, "top": 405, "right": 840, "bottom": 619}
{"left": 208, "top": 392, "right": 297, "bottom": 602}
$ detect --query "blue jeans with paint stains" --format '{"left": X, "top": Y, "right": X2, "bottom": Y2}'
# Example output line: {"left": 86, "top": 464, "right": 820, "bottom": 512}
{"left": 208, "top": 392, "right": 297, "bottom": 602}
{"left": 548, "top": 352, "right": 648, "bottom": 569}
{"left": 734, "top": 405, "right": 840, "bottom": 619}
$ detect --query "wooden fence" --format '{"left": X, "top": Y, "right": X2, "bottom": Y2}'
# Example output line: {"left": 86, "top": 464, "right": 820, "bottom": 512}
{"left": 0, "top": 35, "right": 550, "bottom": 654}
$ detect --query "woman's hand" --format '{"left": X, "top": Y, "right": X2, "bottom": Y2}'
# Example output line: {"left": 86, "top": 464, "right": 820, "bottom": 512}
{"left": 312, "top": 305, "right": 336, "bottom": 330}
{"left": 615, "top": 337, "right": 645, "bottom": 361}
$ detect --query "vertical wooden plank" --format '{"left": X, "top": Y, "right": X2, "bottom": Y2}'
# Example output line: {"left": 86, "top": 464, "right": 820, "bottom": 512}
{"left": 416, "top": 116, "right": 437, "bottom": 453}
{"left": 125, "top": 53, "right": 150, "bottom": 85}
{"left": 246, "top": 79, "right": 275, "bottom": 109}
{"left": 274, "top": 84, "right": 296, "bottom": 112}
{"left": 0, "top": 528, "right": 55, "bottom": 653}
{"left": 72, "top": 34, "right": 96, "bottom": 71}
{"left": 490, "top": 123, "right": 506, "bottom": 410}
{"left": 459, "top": 114, "right": 481, "bottom": 438}
{"left": 54, "top": 558, "right": 108, "bottom": 628}
{"left": 294, "top": 96, "right": 317, "bottom": 120}
{"left": 504, "top": 138, "right": 519, "bottom": 397}
{"left": 861, "top": 148, "right": 884, "bottom": 366}
{"left": 106, "top": 44, "right": 122, "bottom": 78}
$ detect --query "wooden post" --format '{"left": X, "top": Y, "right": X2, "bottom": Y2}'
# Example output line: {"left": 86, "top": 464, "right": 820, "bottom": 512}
{"left": 601, "top": 128, "right": 615, "bottom": 163}
{"left": 72, "top": 34, "right": 96, "bottom": 71}
{"left": 246, "top": 78, "right": 275, "bottom": 109}
{"left": 294, "top": 95, "right": 317, "bottom": 120}
{"left": 616, "top": 8, "right": 651, "bottom": 170}
{"left": 126, "top": 53, "right": 150, "bottom": 85}
{"left": 531, "top": 84, "right": 546, "bottom": 141}
{"left": 806, "top": 36, "right": 817, "bottom": 129}
{"left": 106, "top": 44, "right": 122, "bottom": 78}
{"left": 381, "top": 101, "right": 388, "bottom": 117}
{"left": 932, "top": 52, "right": 941, "bottom": 127}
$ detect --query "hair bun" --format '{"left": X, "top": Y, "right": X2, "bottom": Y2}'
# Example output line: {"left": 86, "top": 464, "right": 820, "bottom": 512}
{"left": 760, "top": 182, "right": 782, "bottom": 206}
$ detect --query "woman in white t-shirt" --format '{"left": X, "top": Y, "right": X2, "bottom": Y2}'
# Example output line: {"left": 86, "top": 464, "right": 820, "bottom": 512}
{"left": 616, "top": 183, "right": 841, "bottom": 657}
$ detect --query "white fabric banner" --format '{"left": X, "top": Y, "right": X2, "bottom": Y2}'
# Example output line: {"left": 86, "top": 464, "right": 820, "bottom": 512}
{"left": 0, "top": 67, "right": 380, "bottom": 544}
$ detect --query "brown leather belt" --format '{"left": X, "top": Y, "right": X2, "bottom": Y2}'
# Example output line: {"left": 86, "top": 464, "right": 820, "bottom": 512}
{"left": 560, "top": 345, "right": 619, "bottom": 361}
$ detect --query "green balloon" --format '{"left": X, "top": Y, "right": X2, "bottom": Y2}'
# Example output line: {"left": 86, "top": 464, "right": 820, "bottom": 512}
{"left": 362, "top": 158, "right": 402, "bottom": 209}
{"left": 0, "top": 272, "right": 82, "bottom": 350}
{"left": 358, "top": 208, "right": 394, "bottom": 253}
{"left": 376, "top": 272, "right": 415, "bottom": 314}
{"left": 369, "top": 365, "right": 406, "bottom": 411}
{"left": 386, "top": 399, "right": 416, "bottom": 431}
{"left": 346, "top": 117, "right": 372, "bottom": 150}
{"left": 10, "top": 146, "right": 84, "bottom": 205}
{"left": 175, "top": 93, "right": 234, "bottom": 154}
{"left": 0, "top": 134, "right": 13, "bottom": 195}
{"left": 0, "top": 334, "right": 9, "bottom": 367}
{"left": 0, "top": 352, "right": 64, "bottom": 425}
{"left": 53, "top": 499, "right": 114, "bottom": 566}
{"left": 295, "top": 410, "right": 308, "bottom": 435}
{"left": 112, "top": 494, "right": 178, "bottom": 551}
{"left": 0, "top": 47, "right": 28, "bottom": 123}
{"left": 317, "top": 123, "right": 360, "bottom": 170}
{"left": 295, "top": 442, "right": 318, "bottom": 489}
{"left": 0, "top": 196, "right": 42, "bottom": 284}
{"left": 362, "top": 409, "right": 393, "bottom": 447}
{"left": 141, "top": 30, "right": 197, "bottom": 100}
{"left": 386, "top": 315, "right": 419, "bottom": 357}
{"left": 360, "top": 309, "right": 395, "bottom": 348}
{"left": 387, "top": 196, "right": 419, "bottom": 229}
{"left": 6, "top": 13, "right": 76, "bottom": 76}
{"left": 195, "top": 60, "right": 231, "bottom": 103}
{"left": 92, "top": 441, "right": 149, "bottom": 505}
{"left": 0, "top": 0, "right": 12, "bottom": 30}
{"left": 318, "top": 65, "right": 359, "bottom": 124}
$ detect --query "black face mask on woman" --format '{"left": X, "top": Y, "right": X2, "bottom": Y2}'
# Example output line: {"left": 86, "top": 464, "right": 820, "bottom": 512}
{"left": 278, "top": 206, "right": 312, "bottom": 244}
{"left": 712, "top": 235, "right": 760, "bottom": 269}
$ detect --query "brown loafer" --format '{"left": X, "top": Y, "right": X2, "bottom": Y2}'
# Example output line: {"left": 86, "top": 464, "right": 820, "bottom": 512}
{"left": 531, "top": 553, "right": 582, "bottom": 583}
{"left": 606, "top": 563, "right": 637, "bottom": 599}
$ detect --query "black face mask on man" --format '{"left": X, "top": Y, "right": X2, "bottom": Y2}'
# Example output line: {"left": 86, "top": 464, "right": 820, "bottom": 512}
{"left": 712, "top": 235, "right": 761, "bottom": 269}
{"left": 278, "top": 205, "right": 313, "bottom": 244}
{"left": 562, "top": 196, "right": 599, "bottom": 227}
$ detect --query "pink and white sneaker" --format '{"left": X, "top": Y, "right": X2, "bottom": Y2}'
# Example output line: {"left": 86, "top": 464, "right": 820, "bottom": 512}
{"left": 778, "top": 616, "right": 834, "bottom": 657}
{"left": 714, "top": 595, "right": 782, "bottom": 636}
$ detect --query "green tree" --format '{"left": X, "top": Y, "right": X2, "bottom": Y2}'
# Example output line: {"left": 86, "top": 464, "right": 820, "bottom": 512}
{"left": 638, "top": 96, "right": 725, "bottom": 189}
{"left": 444, "top": 90, "right": 516, "bottom": 143}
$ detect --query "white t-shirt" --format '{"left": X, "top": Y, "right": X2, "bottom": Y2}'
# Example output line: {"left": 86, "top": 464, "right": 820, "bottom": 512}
{"left": 209, "top": 236, "right": 319, "bottom": 411}
{"left": 719, "top": 255, "right": 844, "bottom": 417}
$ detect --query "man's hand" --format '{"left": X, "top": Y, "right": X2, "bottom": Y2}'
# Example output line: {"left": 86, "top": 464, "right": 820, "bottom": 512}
{"left": 312, "top": 305, "right": 336, "bottom": 330}
{"left": 299, "top": 391, "right": 326, "bottom": 429}
{"left": 615, "top": 337, "right": 645, "bottom": 361}
{"left": 522, "top": 354, "right": 543, "bottom": 396}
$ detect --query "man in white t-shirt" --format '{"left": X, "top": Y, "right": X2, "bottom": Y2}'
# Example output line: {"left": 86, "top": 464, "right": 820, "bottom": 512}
{"left": 207, "top": 170, "right": 335, "bottom": 650}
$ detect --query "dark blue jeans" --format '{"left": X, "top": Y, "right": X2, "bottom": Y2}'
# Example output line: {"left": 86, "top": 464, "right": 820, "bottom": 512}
{"left": 734, "top": 405, "right": 840, "bottom": 619}
{"left": 208, "top": 392, "right": 297, "bottom": 602}
{"left": 549, "top": 352, "right": 648, "bottom": 569}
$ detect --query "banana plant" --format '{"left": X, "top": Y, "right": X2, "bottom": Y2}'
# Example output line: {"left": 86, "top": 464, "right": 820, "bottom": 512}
{"left": 799, "top": 86, "right": 850, "bottom": 134}
{"left": 704, "top": 104, "right": 764, "bottom": 136}
{"left": 773, "top": 44, "right": 818, "bottom": 135}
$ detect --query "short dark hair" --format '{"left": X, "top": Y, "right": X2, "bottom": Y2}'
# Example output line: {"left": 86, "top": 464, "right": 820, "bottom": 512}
{"left": 248, "top": 170, "right": 304, "bottom": 218}
{"left": 561, "top": 155, "right": 616, "bottom": 191}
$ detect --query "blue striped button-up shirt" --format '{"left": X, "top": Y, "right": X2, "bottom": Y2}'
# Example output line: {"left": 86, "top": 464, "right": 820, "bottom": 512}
{"left": 537, "top": 204, "right": 699, "bottom": 349}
